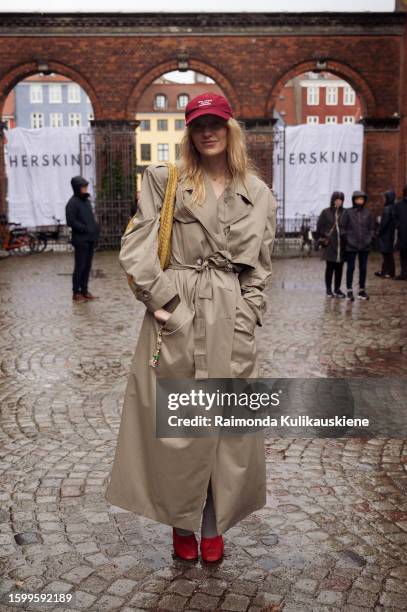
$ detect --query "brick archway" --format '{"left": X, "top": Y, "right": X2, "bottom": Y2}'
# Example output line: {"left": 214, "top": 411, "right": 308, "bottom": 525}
{"left": 266, "top": 59, "right": 376, "bottom": 119}
{"left": 126, "top": 58, "right": 240, "bottom": 119}
{"left": 0, "top": 60, "right": 102, "bottom": 118}
{"left": 0, "top": 12, "right": 404, "bottom": 220}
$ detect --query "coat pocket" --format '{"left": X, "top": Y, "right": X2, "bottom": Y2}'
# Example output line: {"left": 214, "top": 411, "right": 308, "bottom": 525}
{"left": 237, "top": 295, "right": 257, "bottom": 336}
{"left": 162, "top": 300, "right": 194, "bottom": 335}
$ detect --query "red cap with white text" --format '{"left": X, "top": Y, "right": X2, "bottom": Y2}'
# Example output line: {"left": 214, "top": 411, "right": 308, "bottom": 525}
{"left": 185, "top": 93, "right": 233, "bottom": 125}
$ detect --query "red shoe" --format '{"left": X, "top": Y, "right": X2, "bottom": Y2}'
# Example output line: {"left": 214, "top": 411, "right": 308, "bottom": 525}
{"left": 172, "top": 528, "right": 198, "bottom": 561}
{"left": 200, "top": 535, "right": 224, "bottom": 562}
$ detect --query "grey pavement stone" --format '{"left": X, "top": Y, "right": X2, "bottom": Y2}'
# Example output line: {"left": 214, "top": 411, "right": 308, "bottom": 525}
{"left": 158, "top": 594, "right": 189, "bottom": 610}
{"left": 221, "top": 593, "right": 251, "bottom": 611}
{"left": 189, "top": 593, "right": 221, "bottom": 610}
{"left": 167, "top": 579, "right": 196, "bottom": 596}
{"left": 106, "top": 578, "right": 138, "bottom": 596}
{"left": 317, "top": 589, "right": 345, "bottom": 605}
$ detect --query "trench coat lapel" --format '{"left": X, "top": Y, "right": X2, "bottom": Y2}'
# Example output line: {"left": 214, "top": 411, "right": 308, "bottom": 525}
{"left": 178, "top": 172, "right": 254, "bottom": 240}
{"left": 178, "top": 175, "right": 222, "bottom": 242}
{"left": 224, "top": 176, "right": 254, "bottom": 226}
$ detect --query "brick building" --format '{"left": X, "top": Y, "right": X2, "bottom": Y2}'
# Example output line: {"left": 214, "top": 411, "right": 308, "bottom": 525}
{"left": 275, "top": 72, "right": 362, "bottom": 125}
{"left": 0, "top": 11, "right": 406, "bottom": 232}
{"left": 9, "top": 74, "right": 93, "bottom": 129}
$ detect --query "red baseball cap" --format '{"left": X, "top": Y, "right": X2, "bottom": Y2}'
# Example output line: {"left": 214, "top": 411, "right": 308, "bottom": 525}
{"left": 185, "top": 92, "right": 233, "bottom": 125}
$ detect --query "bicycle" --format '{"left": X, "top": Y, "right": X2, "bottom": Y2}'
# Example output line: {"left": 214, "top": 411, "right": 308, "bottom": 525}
{"left": 0, "top": 218, "right": 37, "bottom": 255}
{"left": 33, "top": 216, "right": 63, "bottom": 252}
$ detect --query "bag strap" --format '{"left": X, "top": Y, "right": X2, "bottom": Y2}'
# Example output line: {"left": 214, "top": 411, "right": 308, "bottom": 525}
{"left": 158, "top": 161, "right": 178, "bottom": 270}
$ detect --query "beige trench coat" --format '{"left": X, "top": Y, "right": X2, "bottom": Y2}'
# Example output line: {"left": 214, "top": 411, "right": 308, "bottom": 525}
{"left": 105, "top": 161, "right": 277, "bottom": 534}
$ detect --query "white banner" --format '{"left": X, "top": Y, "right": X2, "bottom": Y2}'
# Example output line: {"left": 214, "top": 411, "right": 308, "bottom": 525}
{"left": 273, "top": 124, "right": 364, "bottom": 218}
{"left": 4, "top": 127, "right": 95, "bottom": 227}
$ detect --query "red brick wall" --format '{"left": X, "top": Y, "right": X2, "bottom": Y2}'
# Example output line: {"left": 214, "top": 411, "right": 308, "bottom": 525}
{"left": 0, "top": 13, "right": 405, "bottom": 216}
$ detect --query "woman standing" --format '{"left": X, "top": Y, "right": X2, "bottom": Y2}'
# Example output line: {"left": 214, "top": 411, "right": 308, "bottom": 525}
{"left": 316, "top": 191, "right": 347, "bottom": 298}
{"left": 343, "top": 191, "right": 375, "bottom": 301}
{"left": 105, "top": 93, "right": 277, "bottom": 562}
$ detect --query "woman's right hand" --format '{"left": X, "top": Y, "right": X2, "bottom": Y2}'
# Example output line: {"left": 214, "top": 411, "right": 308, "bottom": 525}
{"left": 153, "top": 308, "right": 171, "bottom": 324}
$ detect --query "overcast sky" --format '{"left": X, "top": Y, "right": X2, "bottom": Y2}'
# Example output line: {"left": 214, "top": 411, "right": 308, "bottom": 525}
{"left": 2, "top": 0, "right": 396, "bottom": 12}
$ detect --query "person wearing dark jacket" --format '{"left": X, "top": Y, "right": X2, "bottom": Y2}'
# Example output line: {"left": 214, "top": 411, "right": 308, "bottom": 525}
{"left": 393, "top": 185, "right": 407, "bottom": 280}
{"left": 65, "top": 176, "right": 100, "bottom": 302}
{"left": 375, "top": 190, "right": 396, "bottom": 279}
{"left": 342, "top": 190, "right": 374, "bottom": 301}
{"left": 316, "top": 191, "right": 347, "bottom": 298}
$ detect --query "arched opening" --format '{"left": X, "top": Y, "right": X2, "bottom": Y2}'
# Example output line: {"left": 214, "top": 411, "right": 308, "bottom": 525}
{"left": 0, "top": 68, "right": 97, "bottom": 252}
{"left": 272, "top": 69, "right": 364, "bottom": 127}
{"left": 268, "top": 65, "right": 369, "bottom": 248}
{"left": 132, "top": 67, "right": 228, "bottom": 192}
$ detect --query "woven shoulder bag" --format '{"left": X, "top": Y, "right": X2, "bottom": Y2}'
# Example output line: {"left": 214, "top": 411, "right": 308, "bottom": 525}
{"left": 124, "top": 161, "right": 178, "bottom": 289}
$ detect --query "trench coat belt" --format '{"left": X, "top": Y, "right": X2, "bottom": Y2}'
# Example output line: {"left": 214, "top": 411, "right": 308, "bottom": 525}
{"left": 167, "top": 254, "right": 238, "bottom": 299}
{"left": 167, "top": 254, "right": 239, "bottom": 378}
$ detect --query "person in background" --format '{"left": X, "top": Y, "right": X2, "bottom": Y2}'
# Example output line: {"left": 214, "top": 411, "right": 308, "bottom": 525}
{"left": 316, "top": 191, "right": 347, "bottom": 298}
{"left": 375, "top": 190, "right": 396, "bottom": 279}
{"left": 393, "top": 184, "right": 407, "bottom": 280}
{"left": 65, "top": 176, "right": 100, "bottom": 302}
{"left": 343, "top": 190, "right": 375, "bottom": 301}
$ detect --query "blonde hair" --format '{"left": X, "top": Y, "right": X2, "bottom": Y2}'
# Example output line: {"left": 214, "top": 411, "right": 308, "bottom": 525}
{"left": 178, "top": 117, "right": 259, "bottom": 206}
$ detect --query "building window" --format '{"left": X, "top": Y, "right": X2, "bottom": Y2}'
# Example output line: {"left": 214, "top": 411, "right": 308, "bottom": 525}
{"left": 306, "top": 116, "right": 319, "bottom": 124}
{"left": 326, "top": 86, "right": 338, "bottom": 106}
{"left": 140, "top": 119, "right": 150, "bottom": 131}
{"left": 88, "top": 112, "right": 94, "bottom": 124}
{"left": 177, "top": 94, "right": 189, "bottom": 109}
{"left": 68, "top": 84, "right": 81, "bottom": 103}
{"left": 30, "top": 85, "right": 43, "bottom": 104}
{"left": 175, "top": 143, "right": 181, "bottom": 159}
{"left": 154, "top": 94, "right": 167, "bottom": 109}
{"left": 343, "top": 86, "right": 356, "bottom": 106}
{"left": 31, "top": 113, "right": 44, "bottom": 128}
{"left": 141, "top": 144, "right": 151, "bottom": 161}
{"left": 175, "top": 119, "right": 185, "bottom": 130}
{"left": 157, "top": 119, "right": 168, "bottom": 131}
{"left": 157, "top": 143, "right": 169, "bottom": 161}
{"left": 325, "top": 116, "right": 338, "bottom": 124}
{"left": 49, "top": 84, "right": 62, "bottom": 103}
{"left": 50, "top": 113, "right": 63, "bottom": 127}
{"left": 343, "top": 116, "right": 355, "bottom": 124}
{"left": 69, "top": 112, "right": 82, "bottom": 127}
{"left": 307, "top": 86, "right": 319, "bottom": 106}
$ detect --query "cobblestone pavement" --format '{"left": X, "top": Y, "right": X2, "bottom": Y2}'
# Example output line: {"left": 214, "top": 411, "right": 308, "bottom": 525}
{"left": 0, "top": 251, "right": 406, "bottom": 612}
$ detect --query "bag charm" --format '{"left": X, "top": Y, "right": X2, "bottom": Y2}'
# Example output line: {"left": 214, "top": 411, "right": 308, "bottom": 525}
{"left": 149, "top": 324, "right": 163, "bottom": 368}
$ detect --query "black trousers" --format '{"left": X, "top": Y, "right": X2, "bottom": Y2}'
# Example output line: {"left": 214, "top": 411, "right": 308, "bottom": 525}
{"left": 346, "top": 250, "right": 369, "bottom": 290}
{"left": 72, "top": 241, "right": 95, "bottom": 294}
{"left": 400, "top": 248, "right": 407, "bottom": 279}
{"left": 325, "top": 261, "right": 344, "bottom": 292}
{"left": 381, "top": 252, "right": 395, "bottom": 277}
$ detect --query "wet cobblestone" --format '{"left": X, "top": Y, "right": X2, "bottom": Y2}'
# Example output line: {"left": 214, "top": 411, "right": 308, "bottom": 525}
{"left": 0, "top": 251, "right": 406, "bottom": 611}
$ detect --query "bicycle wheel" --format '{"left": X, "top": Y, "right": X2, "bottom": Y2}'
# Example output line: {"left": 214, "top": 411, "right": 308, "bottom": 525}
{"left": 35, "top": 237, "right": 47, "bottom": 253}
{"left": 11, "top": 233, "right": 36, "bottom": 255}
{"left": 27, "top": 233, "right": 37, "bottom": 254}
